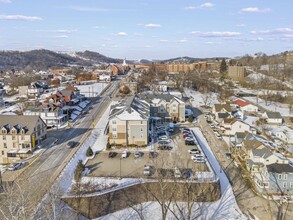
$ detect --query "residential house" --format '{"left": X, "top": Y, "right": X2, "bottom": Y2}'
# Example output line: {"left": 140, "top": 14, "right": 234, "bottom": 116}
{"left": 263, "top": 112, "right": 283, "bottom": 125}
{"left": 212, "top": 104, "right": 232, "bottom": 122}
{"left": 0, "top": 115, "right": 47, "bottom": 164}
{"left": 233, "top": 99, "right": 258, "bottom": 113}
{"left": 221, "top": 118, "right": 251, "bottom": 136}
{"left": 24, "top": 105, "right": 67, "bottom": 128}
{"left": 247, "top": 147, "right": 288, "bottom": 174}
{"left": 108, "top": 96, "right": 149, "bottom": 146}
{"left": 138, "top": 93, "right": 185, "bottom": 122}
{"left": 255, "top": 163, "right": 293, "bottom": 195}
{"left": 241, "top": 139, "right": 266, "bottom": 160}
{"left": 59, "top": 86, "right": 81, "bottom": 106}
{"left": 275, "top": 129, "right": 293, "bottom": 144}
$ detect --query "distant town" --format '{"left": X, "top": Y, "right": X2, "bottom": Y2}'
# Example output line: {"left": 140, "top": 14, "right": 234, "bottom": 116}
{"left": 0, "top": 50, "right": 293, "bottom": 219}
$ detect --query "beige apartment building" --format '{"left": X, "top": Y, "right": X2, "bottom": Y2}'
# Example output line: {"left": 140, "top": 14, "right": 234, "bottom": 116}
{"left": 108, "top": 97, "right": 149, "bottom": 146}
{"left": 138, "top": 93, "right": 186, "bottom": 122}
{"left": 0, "top": 115, "right": 47, "bottom": 164}
{"left": 228, "top": 66, "right": 248, "bottom": 81}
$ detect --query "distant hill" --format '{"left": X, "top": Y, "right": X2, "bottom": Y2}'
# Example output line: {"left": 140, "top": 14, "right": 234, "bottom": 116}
{"left": 0, "top": 49, "right": 124, "bottom": 71}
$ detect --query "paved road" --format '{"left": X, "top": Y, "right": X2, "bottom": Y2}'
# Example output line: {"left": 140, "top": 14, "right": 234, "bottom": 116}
{"left": 0, "top": 80, "right": 120, "bottom": 219}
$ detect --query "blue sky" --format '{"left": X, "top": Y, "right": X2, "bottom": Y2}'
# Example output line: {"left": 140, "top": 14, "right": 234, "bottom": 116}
{"left": 0, "top": 0, "right": 292, "bottom": 59}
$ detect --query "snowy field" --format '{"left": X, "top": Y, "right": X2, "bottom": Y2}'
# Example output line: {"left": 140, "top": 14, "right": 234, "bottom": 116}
{"left": 75, "top": 82, "right": 109, "bottom": 98}
{"left": 244, "top": 96, "right": 293, "bottom": 117}
{"left": 96, "top": 128, "right": 246, "bottom": 220}
{"left": 184, "top": 88, "right": 219, "bottom": 108}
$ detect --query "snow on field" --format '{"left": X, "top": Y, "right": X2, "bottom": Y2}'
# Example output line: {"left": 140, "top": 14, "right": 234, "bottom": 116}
{"left": 76, "top": 82, "right": 108, "bottom": 97}
{"left": 244, "top": 96, "right": 293, "bottom": 117}
{"left": 184, "top": 88, "right": 219, "bottom": 108}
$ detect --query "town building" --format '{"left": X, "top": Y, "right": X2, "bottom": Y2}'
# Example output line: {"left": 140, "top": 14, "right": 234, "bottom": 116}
{"left": 0, "top": 115, "right": 47, "bottom": 164}
{"left": 263, "top": 112, "right": 283, "bottom": 125}
{"left": 228, "top": 66, "right": 248, "bottom": 81}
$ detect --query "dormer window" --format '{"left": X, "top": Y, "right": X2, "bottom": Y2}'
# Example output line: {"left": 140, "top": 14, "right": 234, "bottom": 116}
{"left": 1, "top": 128, "right": 7, "bottom": 134}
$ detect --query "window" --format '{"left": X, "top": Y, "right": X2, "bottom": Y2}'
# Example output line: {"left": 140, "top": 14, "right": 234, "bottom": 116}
{"left": 7, "top": 153, "right": 16, "bottom": 157}
{"left": 290, "top": 182, "right": 293, "bottom": 188}
{"left": 141, "top": 121, "right": 143, "bottom": 124}
{"left": 141, "top": 128, "right": 143, "bottom": 131}
{"left": 12, "top": 136, "right": 16, "bottom": 140}
{"left": 283, "top": 182, "right": 287, "bottom": 188}
{"left": 2, "top": 136, "right": 6, "bottom": 140}
{"left": 1, "top": 151, "right": 4, "bottom": 155}
{"left": 21, "top": 136, "right": 25, "bottom": 140}
{"left": 4, "top": 143, "right": 7, "bottom": 148}
{"left": 112, "top": 120, "right": 116, "bottom": 124}
{"left": 284, "top": 174, "right": 287, "bottom": 180}
{"left": 112, "top": 133, "right": 117, "bottom": 138}
{"left": 278, "top": 174, "right": 282, "bottom": 180}
{"left": 112, "top": 127, "right": 116, "bottom": 131}
{"left": 2, "top": 129, "right": 6, "bottom": 134}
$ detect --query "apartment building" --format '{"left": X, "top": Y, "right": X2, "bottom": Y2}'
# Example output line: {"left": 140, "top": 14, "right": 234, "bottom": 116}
{"left": 228, "top": 66, "right": 248, "bottom": 81}
{"left": 0, "top": 115, "right": 47, "bottom": 164}
{"left": 138, "top": 93, "right": 185, "bottom": 122}
{"left": 109, "top": 96, "right": 149, "bottom": 146}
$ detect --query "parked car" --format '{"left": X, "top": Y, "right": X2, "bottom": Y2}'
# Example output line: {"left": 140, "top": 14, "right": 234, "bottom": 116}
{"left": 174, "top": 167, "right": 181, "bottom": 178}
{"left": 183, "top": 130, "right": 191, "bottom": 135}
{"left": 144, "top": 165, "right": 151, "bottom": 176}
{"left": 184, "top": 137, "right": 194, "bottom": 142}
{"left": 8, "top": 162, "right": 25, "bottom": 171}
{"left": 66, "top": 141, "right": 79, "bottom": 149}
{"left": 191, "top": 155, "right": 206, "bottom": 163}
{"left": 158, "top": 135, "right": 168, "bottom": 141}
{"left": 158, "top": 145, "right": 172, "bottom": 150}
{"left": 188, "top": 149, "right": 201, "bottom": 154}
{"left": 121, "top": 151, "right": 128, "bottom": 158}
{"left": 157, "top": 131, "right": 167, "bottom": 136}
{"left": 149, "top": 151, "right": 158, "bottom": 158}
{"left": 108, "top": 152, "right": 117, "bottom": 158}
{"left": 158, "top": 140, "right": 170, "bottom": 145}
{"left": 183, "top": 134, "right": 193, "bottom": 139}
{"left": 134, "top": 151, "right": 143, "bottom": 158}
{"left": 185, "top": 140, "right": 196, "bottom": 145}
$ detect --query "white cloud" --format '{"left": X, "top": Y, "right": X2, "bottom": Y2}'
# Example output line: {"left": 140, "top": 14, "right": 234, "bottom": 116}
{"left": 191, "top": 31, "right": 241, "bottom": 37}
{"left": 240, "top": 7, "right": 271, "bottom": 13}
{"left": 0, "top": 0, "right": 12, "bottom": 3}
{"left": 177, "top": 39, "right": 187, "bottom": 43}
{"left": 184, "top": 6, "right": 196, "bottom": 10}
{"left": 116, "top": 32, "right": 127, "bottom": 36}
{"left": 94, "top": 26, "right": 105, "bottom": 29}
{"left": 251, "top": 28, "right": 293, "bottom": 35}
{"left": 184, "top": 2, "right": 215, "bottom": 10}
{"left": 0, "top": 15, "right": 42, "bottom": 21}
{"left": 56, "top": 29, "right": 77, "bottom": 34}
{"left": 199, "top": 2, "right": 215, "bottom": 9}
{"left": 53, "top": 35, "right": 69, "bottom": 39}
{"left": 144, "top": 23, "right": 161, "bottom": 28}
{"left": 159, "top": 39, "right": 169, "bottom": 42}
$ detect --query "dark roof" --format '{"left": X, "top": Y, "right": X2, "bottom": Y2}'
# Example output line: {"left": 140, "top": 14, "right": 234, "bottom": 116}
{"left": 252, "top": 148, "right": 272, "bottom": 158}
{"left": 214, "top": 104, "right": 232, "bottom": 112}
{"left": 235, "top": 132, "right": 248, "bottom": 139}
{"left": 266, "top": 112, "right": 282, "bottom": 119}
{"left": 0, "top": 115, "right": 44, "bottom": 135}
{"left": 218, "top": 112, "right": 230, "bottom": 119}
{"left": 267, "top": 163, "right": 293, "bottom": 173}
{"left": 243, "top": 140, "right": 264, "bottom": 150}
{"left": 247, "top": 159, "right": 264, "bottom": 169}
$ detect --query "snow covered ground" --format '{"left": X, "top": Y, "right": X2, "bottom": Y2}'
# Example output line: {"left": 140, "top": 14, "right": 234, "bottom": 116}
{"left": 184, "top": 88, "right": 219, "bottom": 108}
{"left": 75, "top": 82, "right": 108, "bottom": 98}
{"left": 244, "top": 96, "right": 293, "bottom": 117}
{"left": 97, "top": 128, "right": 246, "bottom": 220}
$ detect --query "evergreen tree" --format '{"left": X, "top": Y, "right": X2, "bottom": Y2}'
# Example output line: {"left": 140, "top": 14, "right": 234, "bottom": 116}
{"left": 220, "top": 59, "right": 227, "bottom": 73}
{"left": 86, "top": 147, "right": 93, "bottom": 157}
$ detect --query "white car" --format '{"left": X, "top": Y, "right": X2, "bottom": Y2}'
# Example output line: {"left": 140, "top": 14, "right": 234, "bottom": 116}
{"left": 121, "top": 151, "right": 128, "bottom": 158}
{"left": 191, "top": 155, "right": 206, "bottom": 163}
{"left": 134, "top": 151, "right": 142, "bottom": 158}
{"left": 188, "top": 149, "right": 201, "bottom": 154}
{"left": 144, "top": 165, "right": 151, "bottom": 176}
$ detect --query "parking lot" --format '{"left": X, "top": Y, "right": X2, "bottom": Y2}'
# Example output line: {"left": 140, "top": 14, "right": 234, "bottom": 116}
{"left": 86, "top": 124, "right": 209, "bottom": 179}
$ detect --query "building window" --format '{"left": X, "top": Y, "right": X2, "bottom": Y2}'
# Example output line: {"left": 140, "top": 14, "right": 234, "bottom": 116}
{"left": 2, "top": 130, "right": 6, "bottom": 134}
{"left": 21, "top": 136, "right": 25, "bottom": 140}
{"left": 2, "top": 136, "right": 6, "bottom": 140}
{"left": 1, "top": 151, "right": 4, "bottom": 155}
{"left": 141, "top": 121, "right": 143, "bottom": 124}
{"left": 283, "top": 182, "right": 287, "bottom": 188}
{"left": 278, "top": 174, "right": 282, "bottom": 180}
{"left": 112, "top": 120, "right": 116, "bottom": 124}
{"left": 4, "top": 143, "right": 7, "bottom": 148}
{"left": 7, "top": 153, "right": 16, "bottom": 157}
{"left": 112, "top": 133, "right": 117, "bottom": 138}
{"left": 113, "top": 127, "right": 116, "bottom": 131}
{"left": 284, "top": 174, "right": 287, "bottom": 180}
{"left": 290, "top": 182, "right": 293, "bottom": 188}
{"left": 12, "top": 136, "right": 16, "bottom": 140}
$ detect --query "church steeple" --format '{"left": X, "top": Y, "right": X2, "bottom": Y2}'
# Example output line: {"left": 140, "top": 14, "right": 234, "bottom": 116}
{"left": 122, "top": 58, "right": 127, "bottom": 66}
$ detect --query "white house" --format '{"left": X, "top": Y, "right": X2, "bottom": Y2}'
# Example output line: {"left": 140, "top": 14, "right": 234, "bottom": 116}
{"left": 275, "top": 129, "right": 293, "bottom": 144}
{"left": 234, "top": 99, "right": 258, "bottom": 113}
{"left": 221, "top": 118, "right": 251, "bottom": 136}
{"left": 263, "top": 112, "right": 283, "bottom": 125}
